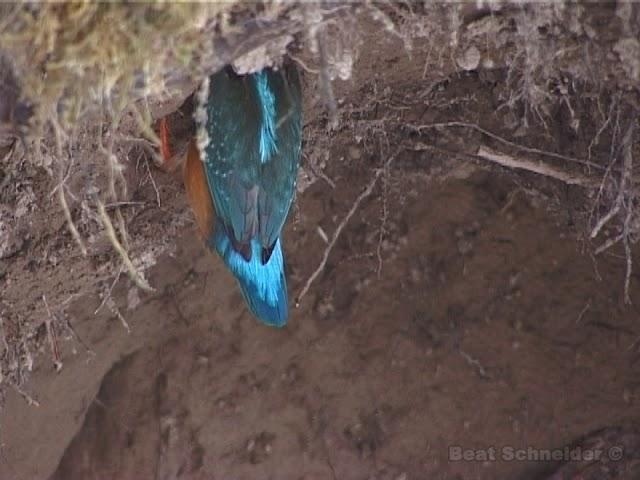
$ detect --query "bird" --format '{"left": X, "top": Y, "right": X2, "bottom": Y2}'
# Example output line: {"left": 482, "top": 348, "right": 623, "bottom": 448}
{"left": 178, "top": 61, "right": 302, "bottom": 327}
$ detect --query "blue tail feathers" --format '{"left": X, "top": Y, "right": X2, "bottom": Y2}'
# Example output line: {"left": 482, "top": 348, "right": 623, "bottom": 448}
{"left": 211, "top": 220, "right": 288, "bottom": 327}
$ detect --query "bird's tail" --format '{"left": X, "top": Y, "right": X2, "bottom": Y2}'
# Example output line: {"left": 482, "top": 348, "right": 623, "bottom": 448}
{"left": 210, "top": 220, "right": 288, "bottom": 327}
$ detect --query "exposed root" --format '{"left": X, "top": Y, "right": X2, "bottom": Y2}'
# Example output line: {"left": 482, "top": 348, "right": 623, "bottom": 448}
{"left": 51, "top": 119, "right": 87, "bottom": 256}
{"left": 475, "top": 145, "right": 598, "bottom": 187}
{"left": 57, "top": 183, "right": 87, "bottom": 257}
{"left": 106, "top": 297, "right": 131, "bottom": 334}
{"left": 623, "top": 205, "right": 633, "bottom": 304}
{"left": 62, "top": 316, "right": 95, "bottom": 358}
{"left": 289, "top": 53, "right": 319, "bottom": 74}
{"left": 97, "top": 201, "right": 154, "bottom": 293}
{"left": 409, "top": 113, "right": 638, "bottom": 302}
{"left": 94, "top": 266, "right": 131, "bottom": 334}
{"left": 376, "top": 152, "right": 390, "bottom": 279}
{"left": 94, "top": 267, "right": 123, "bottom": 316}
{"left": 407, "top": 121, "right": 604, "bottom": 170}
{"left": 99, "top": 105, "right": 130, "bottom": 251}
{"left": 589, "top": 113, "right": 637, "bottom": 304}
{"left": 590, "top": 118, "right": 635, "bottom": 239}
{"left": 587, "top": 94, "right": 618, "bottom": 170}
{"left": 594, "top": 234, "right": 624, "bottom": 255}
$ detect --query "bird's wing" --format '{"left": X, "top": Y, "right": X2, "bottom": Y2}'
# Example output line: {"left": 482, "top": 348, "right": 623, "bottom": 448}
{"left": 200, "top": 65, "right": 302, "bottom": 256}
{"left": 257, "top": 64, "right": 303, "bottom": 250}
{"left": 201, "top": 67, "right": 262, "bottom": 247}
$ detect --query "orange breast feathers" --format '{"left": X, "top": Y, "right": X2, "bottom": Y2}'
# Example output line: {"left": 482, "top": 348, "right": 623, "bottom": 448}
{"left": 183, "top": 140, "right": 215, "bottom": 239}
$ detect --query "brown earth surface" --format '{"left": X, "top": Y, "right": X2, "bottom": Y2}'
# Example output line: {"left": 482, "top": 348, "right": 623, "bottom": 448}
{"left": 1, "top": 4, "right": 640, "bottom": 480}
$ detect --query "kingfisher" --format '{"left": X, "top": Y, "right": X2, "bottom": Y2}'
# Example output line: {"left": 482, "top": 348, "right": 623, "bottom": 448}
{"left": 169, "top": 61, "right": 302, "bottom": 327}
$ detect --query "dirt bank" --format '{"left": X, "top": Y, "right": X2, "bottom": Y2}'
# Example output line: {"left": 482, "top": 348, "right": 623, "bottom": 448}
{"left": 1, "top": 4, "right": 640, "bottom": 480}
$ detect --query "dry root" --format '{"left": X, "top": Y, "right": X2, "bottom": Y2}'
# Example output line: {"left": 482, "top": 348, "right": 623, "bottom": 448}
{"left": 589, "top": 111, "right": 638, "bottom": 304}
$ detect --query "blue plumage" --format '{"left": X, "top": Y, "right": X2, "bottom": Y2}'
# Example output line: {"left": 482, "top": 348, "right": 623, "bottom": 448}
{"left": 195, "top": 63, "right": 302, "bottom": 326}
{"left": 255, "top": 72, "right": 278, "bottom": 164}
{"left": 210, "top": 220, "right": 287, "bottom": 326}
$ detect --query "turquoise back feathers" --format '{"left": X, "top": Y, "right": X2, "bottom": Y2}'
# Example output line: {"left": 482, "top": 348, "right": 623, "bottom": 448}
{"left": 195, "top": 63, "right": 302, "bottom": 326}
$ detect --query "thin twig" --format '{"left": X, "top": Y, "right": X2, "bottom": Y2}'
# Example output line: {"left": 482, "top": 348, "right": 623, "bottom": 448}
{"left": 307, "top": 156, "right": 336, "bottom": 189}
{"left": 377, "top": 153, "right": 390, "bottom": 278}
{"left": 316, "top": 226, "right": 329, "bottom": 244}
{"left": 289, "top": 53, "right": 320, "bottom": 74}
{"left": 575, "top": 299, "right": 592, "bottom": 324}
{"left": 591, "top": 199, "right": 622, "bottom": 240}
{"left": 106, "top": 297, "right": 131, "bottom": 334}
{"left": 296, "top": 152, "right": 397, "bottom": 306}
{"left": 145, "top": 156, "right": 161, "bottom": 207}
{"left": 623, "top": 198, "right": 633, "bottom": 305}
{"left": 9, "top": 381, "right": 40, "bottom": 407}
{"left": 459, "top": 349, "right": 490, "bottom": 380}
{"left": 95, "top": 267, "right": 123, "bottom": 315}
{"left": 63, "top": 316, "right": 95, "bottom": 357}
{"left": 42, "top": 295, "right": 63, "bottom": 372}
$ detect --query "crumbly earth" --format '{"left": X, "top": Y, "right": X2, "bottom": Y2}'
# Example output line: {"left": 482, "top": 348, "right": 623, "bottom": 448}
{"left": 1, "top": 4, "right": 640, "bottom": 480}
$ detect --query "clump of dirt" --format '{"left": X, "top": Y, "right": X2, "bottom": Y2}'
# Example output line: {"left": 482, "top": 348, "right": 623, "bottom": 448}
{"left": 1, "top": 3, "right": 640, "bottom": 480}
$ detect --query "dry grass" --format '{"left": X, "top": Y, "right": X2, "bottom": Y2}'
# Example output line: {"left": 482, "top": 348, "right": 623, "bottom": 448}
{"left": 1, "top": 4, "right": 220, "bottom": 130}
